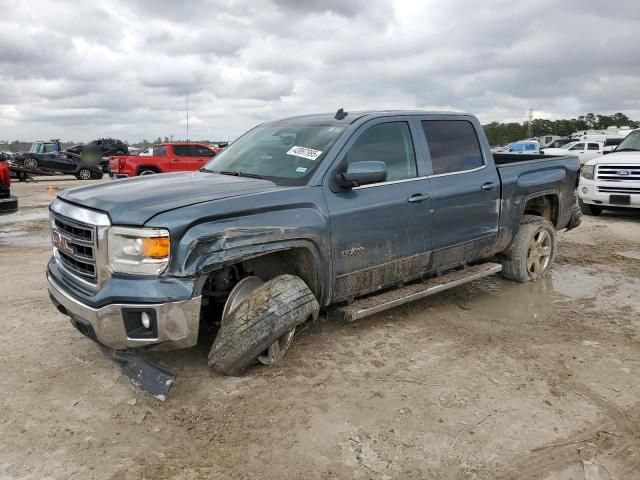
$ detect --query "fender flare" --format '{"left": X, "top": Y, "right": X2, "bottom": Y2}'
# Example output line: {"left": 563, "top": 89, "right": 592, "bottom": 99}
{"left": 188, "top": 239, "right": 330, "bottom": 306}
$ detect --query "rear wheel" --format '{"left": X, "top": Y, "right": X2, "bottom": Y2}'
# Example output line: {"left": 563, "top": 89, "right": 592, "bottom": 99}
{"left": 208, "top": 274, "right": 319, "bottom": 376}
{"left": 23, "top": 157, "right": 38, "bottom": 170}
{"left": 139, "top": 169, "right": 157, "bottom": 176}
{"left": 501, "top": 216, "right": 557, "bottom": 282}
{"left": 76, "top": 168, "right": 92, "bottom": 180}
{"left": 579, "top": 199, "right": 602, "bottom": 216}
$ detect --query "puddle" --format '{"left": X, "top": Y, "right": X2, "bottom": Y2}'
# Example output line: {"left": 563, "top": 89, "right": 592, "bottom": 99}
{"left": 0, "top": 210, "right": 50, "bottom": 225}
{"left": 0, "top": 228, "right": 51, "bottom": 247}
{"left": 550, "top": 264, "right": 615, "bottom": 299}
{"left": 617, "top": 250, "right": 640, "bottom": 261}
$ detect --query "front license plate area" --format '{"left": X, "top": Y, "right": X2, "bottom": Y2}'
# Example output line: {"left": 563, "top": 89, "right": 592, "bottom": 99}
{"left": 610, "top": 195, "right": 631, "bottom": 205}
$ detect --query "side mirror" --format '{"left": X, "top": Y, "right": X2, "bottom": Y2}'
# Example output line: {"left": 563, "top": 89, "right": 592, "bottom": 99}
{"left": 335, "top": 161, "right": 387, "bottom": 189}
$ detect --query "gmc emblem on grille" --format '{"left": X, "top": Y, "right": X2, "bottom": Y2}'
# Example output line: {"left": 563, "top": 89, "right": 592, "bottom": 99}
{"left": 617, "top": 169, "right": 631, "bottom": 176}
{"left": 52, "top": 230, "right": 73, "bottom": 255}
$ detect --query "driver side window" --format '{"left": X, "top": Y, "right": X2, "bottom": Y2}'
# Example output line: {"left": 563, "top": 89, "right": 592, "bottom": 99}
{"left": 344, "top": 122, "right": 417, "bottom": 182}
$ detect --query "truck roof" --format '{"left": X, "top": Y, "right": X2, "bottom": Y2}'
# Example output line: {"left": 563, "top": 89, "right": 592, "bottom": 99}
{"left": 277, "top": 110, "right": 470, "bottom": 125}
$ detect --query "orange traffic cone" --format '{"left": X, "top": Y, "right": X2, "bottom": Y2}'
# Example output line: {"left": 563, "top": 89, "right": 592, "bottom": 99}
{"left": 48, "top": 184, "right": 54, "bottom": 195}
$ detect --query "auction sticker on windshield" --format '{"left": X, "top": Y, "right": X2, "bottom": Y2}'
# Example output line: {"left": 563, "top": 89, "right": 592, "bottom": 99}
{"left": 286, "top": 146, "right": 323, "bottom": 161}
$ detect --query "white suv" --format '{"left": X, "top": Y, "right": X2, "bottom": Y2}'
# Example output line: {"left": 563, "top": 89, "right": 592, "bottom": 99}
{"left": 578, "top": 129, "right": 640, "bottom": 215}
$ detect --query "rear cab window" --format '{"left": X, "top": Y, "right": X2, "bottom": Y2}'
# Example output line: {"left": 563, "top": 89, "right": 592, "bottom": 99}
{"left": 421, "top": 120, "right": 484, "bottom": 175}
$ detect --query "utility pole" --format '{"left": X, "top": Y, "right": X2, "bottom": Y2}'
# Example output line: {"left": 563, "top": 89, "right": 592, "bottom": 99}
{"left": 186, "top": 90, "right": 190, "bottom": 141}
{"left": 527, "top": 109, "right": 533, "bottom": 138}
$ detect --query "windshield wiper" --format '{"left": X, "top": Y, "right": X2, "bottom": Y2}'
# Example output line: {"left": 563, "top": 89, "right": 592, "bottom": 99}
{"left": 216, "top": 170, "right": 265, "bottom": 179}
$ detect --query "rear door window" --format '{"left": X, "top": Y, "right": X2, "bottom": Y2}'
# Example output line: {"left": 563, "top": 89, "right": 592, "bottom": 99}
{"left": 173, "top": 145, "right": 192, "bottom": 156}
{"left": 421, "top": 120, "right": 484, "bottom": 175}
{"left": 152, "top": 146, "right": 167, "bottom": 156}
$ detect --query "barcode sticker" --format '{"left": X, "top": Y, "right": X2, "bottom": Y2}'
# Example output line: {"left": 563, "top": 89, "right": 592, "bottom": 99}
{"left": 286, "top": 146, "right": 323, "bottom": 161}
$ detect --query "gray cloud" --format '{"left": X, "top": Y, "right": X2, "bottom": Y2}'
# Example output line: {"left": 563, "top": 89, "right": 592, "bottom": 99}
{"left": 0, "top": 0, "right": 639, "bottom": 143}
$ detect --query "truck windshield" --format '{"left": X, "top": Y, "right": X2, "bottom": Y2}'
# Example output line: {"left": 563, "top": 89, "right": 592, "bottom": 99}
{"left": 615, "top": 131, "right": 640, "bottom": 152}
{"left": 203, "top": 122, "right": 346, "bottom": 185}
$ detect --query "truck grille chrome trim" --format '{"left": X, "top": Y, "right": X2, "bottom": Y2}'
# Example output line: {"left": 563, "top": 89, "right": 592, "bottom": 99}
{"left": 50, "top": 199, "right": 111, "bottom": 290}
{"left": 596, "top": 164, "right": 640, "bottom": 181}
{"left": 52, "top": 213, "right": 98, "bottom": 283}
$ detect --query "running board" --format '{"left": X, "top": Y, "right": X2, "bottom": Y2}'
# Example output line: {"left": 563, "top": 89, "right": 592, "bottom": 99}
{"left": 330, "top": 262, "right": 502, "bottom": 322}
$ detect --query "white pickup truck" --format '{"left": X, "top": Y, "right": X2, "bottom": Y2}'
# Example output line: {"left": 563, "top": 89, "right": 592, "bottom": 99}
{"left": 542, "top": 141, "right": 604, "bottom": 165}
{"left": 578, "top": 129, "right": 640, "bottom": 215}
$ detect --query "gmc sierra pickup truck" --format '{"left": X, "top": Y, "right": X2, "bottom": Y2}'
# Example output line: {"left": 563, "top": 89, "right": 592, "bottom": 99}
{"left": 108, "top": 142, "right": 218, "bottom": 178}
{"left": 47, "top": 110, "right": 581, "bottom": 397}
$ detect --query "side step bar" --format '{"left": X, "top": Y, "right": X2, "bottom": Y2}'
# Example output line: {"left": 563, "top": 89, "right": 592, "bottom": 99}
{"left": 330, "top": 262, "right": 502, "bottom": 322}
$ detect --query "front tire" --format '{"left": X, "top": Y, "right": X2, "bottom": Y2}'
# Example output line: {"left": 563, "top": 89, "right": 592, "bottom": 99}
{"left": 208, "top": 274, "right": 319, "bottom": 376}
{"left": 76, "top": 168, "right": 92, "bottom": 180}
{"left": 501, "top": 216, "right": 557, "bottom": 282}
{"left": 579, "top": 199, "right": 602, "bottom": 216}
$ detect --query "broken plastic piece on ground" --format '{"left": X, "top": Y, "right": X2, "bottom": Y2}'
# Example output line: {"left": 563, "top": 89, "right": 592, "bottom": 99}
{"left": 95, "top": 342, "right": 175, "bottom": 401}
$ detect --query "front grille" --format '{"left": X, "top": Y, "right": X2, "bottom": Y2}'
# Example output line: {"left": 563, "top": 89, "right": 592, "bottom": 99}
{"left": 596, "top": 164, "right": 640, "bottom": 181}
{"left": 52, "top": 213, "right": 97, "bottom": 284}
{"left": 598, "top": 186, "right": 640, "bottom": 194}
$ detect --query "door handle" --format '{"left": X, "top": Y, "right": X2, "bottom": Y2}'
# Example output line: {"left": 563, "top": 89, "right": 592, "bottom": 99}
{"left": 407, "top": 193, "right": 430, "bottom": 203}
{"left": 481, "top": 182, "right": 497, "bottom": 191}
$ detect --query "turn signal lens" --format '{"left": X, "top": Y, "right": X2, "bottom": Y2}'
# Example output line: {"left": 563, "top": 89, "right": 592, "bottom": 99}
{"left": 142, "top": 237, "right": 170, "bottom": 258}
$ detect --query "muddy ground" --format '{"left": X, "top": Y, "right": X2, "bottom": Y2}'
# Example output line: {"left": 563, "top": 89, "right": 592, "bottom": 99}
{"left": 1, "top": 179, "right": 639, "bottom": 480}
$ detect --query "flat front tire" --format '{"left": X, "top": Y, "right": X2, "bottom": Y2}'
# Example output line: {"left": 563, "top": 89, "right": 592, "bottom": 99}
{"left": 501, "top": 215, "right": 557, "bottom": 283}
{"left": 208, "top": 274, "right": 319, "bottom": 376}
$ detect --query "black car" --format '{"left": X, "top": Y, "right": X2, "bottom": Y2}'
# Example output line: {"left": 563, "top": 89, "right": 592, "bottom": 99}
{"left": 11, "top": 140, "right": 104, "bottom": 180}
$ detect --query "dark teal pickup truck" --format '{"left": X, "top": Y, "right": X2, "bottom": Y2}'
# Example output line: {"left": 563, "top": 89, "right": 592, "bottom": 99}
{"left": 47, "top": 110, "right": 581, "bottom": 397}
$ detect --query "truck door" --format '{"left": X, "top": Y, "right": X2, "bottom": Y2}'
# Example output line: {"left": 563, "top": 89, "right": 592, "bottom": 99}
{"left": 418, "top": 118, "right": 500, "bottom": 270}
{"left": 324, "top": 119, "right": 432, "bottom": 302}
{"left": 170, "top": 145, "right": 193, "bottom": 172}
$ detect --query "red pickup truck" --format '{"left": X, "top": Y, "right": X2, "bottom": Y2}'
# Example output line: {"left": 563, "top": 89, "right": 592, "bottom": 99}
{"left": 109, "top": 142, "right": 218, "bottom": 178}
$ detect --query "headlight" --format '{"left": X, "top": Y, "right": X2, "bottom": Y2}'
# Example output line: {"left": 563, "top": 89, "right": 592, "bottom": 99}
{"left": 581, "top": 164, "right": 595, "bottom": 180}
{"left": 107, "top": 226, "right": 170, "bottom": 275}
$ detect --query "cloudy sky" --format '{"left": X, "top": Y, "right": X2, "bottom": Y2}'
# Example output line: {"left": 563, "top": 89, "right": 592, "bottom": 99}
{"left": 1, "top": 0, "right": 639, "bottom": 142}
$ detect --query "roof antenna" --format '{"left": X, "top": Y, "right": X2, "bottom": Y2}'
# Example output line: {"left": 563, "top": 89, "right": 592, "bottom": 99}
{"left": 335, "top": 108, "right": 348, "bottom": 120}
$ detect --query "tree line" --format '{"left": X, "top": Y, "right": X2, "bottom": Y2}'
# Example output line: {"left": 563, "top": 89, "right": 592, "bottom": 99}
{"left": 482, "top": 113, "right": 639, "bottom": 146}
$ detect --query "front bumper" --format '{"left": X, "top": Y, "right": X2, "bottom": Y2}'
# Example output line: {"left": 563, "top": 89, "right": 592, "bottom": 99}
{"left": 47, "top": 272, "right": 202, "bottom": 350}
{"left": 578, "top": 180, "right": 640, "bottom": 208}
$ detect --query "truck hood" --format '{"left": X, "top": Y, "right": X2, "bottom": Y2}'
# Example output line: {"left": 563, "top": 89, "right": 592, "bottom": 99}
{"left": 587, "top": 151, "right": 640, "bottom": 165}
{"left": 59, "top": 171, "right": 284, "bottom": 225}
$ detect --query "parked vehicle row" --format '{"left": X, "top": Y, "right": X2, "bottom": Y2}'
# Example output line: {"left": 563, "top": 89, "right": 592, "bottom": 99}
{"left": 10, "top": 140, "right": 104, "bottom": 180}
{"left": 46, "top": 110, "right": 581, "bottom": 396}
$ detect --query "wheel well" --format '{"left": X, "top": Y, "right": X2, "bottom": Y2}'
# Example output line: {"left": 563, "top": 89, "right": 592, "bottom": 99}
{"left": 199, "top": 248, "right": 319, "bottom": 329}
{"left": 522, "top": 194, "right": 559, "bottom": 226}
{"left": 136, "top": 165, "right": 160, "bottom": 175}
